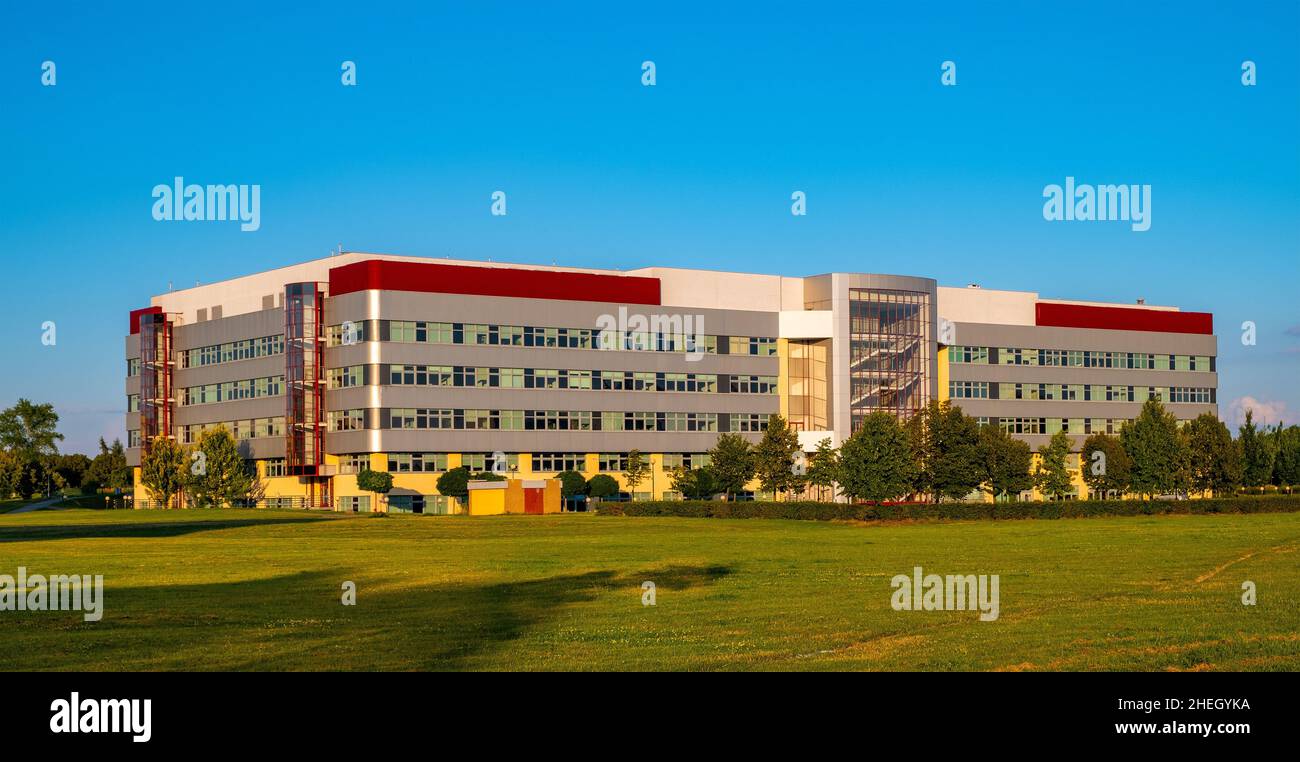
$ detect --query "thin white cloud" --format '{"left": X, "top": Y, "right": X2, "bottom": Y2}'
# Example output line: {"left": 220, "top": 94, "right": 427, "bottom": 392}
{"left": 1226, "top": 396, "right": 1289, "bottom": 429}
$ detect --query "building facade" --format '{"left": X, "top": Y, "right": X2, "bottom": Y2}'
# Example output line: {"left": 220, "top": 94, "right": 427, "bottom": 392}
{"left": 124, "top": 253, "right": 1216, "bottom": 510}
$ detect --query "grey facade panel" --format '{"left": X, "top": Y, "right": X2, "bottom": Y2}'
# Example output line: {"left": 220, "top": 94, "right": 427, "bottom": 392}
{"left": 327, "top": 429, "right": 761, "bottom": 455}
{"left": 328, "top": 342, "right": 778, "bottom": 375}
{"left": 327, "top": 386, "right": 779, "bottom": 415}
{"left": 954, "top": 399, "right": 1217, "bottom": 420}
{"left": 948, "top": 364, "right": 1218, "bottom": 388}
{"left": 326, "top": 291, "right": 780, "bottom": 338}
{"left": 171, "top": 308, "right": 283, "bottom": 351}
{"left": 951, "top": 322, "right": 1218, "bottom": 355}
{"left": 174, "top": 355, "right": 287, "bottom": 387}
{"left": 174, "top": 397, "right": 285, "bottom": 426}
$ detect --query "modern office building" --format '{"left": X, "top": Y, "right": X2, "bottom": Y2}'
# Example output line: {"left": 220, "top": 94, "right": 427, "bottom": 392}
{"left": 124, "top": 253, "right": 1216, "bottom": 509}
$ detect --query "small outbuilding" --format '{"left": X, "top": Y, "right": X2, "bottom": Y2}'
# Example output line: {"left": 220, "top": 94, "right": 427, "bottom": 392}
{"left": 466, "top": 478, "right": 562, "bottom": 516}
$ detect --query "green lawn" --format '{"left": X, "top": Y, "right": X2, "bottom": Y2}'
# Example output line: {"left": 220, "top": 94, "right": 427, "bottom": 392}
{"left": 0, "top": 508, "right": 1297, "bottom": 671}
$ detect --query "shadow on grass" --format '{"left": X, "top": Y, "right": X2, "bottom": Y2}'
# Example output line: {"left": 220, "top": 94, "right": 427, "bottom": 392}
{"left": 0, "top": 517, "right": 328, "bottom": 543}
{"left": 4, "top": 564, "right": 732, "bottom": 670}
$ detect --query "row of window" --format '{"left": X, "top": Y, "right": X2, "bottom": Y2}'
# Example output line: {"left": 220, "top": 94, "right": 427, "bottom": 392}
{"left": 129, "top": 422, "right": 276, "bottom": 448}
{"left": 181, "top": 375, "right": 285, "bottom": 406}
{"left": 346, "top": 408, "right": 772, "bottom": 433}
{"left": 949, "top": 381, "right": 1215, "bottom": 404}
{"left": 996, "top": 417, "right": 1189, "bottom": 436}
{"left": 128, "top": 335, "right": 283, "bottom": 377}
{"left": 947, "top": 345, "right": 1213, "bottom": 372}
{"left": 179, "top": 417, "right": 286, "bottom": 443}
{"left": 179, "top": 334, "right": 284, "bottom": 369}
{"left": 287, "top": 452, "right": 717, "bottom": 475}
{"left": 332, "top": 319, "right": 778, "bottom": 356}
{"left": 376, "top": 365, "right": 774, "bottom": 394}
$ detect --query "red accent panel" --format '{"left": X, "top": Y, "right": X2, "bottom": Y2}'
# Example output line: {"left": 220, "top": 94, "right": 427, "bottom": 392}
{"left": 129, "top": 306, "right": 162, "bottom": 335}
{"left": 329, "top": 260, "right": 661, "bottom": 305}
{"left": 1036, "top": 302, "right": 1213, "bottom": 335}
{"left": 524, "top": 488, "right": 543, "bottom": 515}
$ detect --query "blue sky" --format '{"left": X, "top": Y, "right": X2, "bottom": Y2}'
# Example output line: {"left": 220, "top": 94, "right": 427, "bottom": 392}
{"left": 2, "top": 1, "right": 1297, "bottom": 454}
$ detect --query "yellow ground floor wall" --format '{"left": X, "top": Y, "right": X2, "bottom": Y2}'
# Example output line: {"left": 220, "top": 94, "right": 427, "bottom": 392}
{"left": 131, "top": 446, "right": 1205, "bottom": 508}
{"left": 133, "top": 452, "right": 764, "bottom": 510}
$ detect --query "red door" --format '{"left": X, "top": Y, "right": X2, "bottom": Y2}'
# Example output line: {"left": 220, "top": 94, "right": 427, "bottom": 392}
{"left": 524, "top": 488, "right": 543, "bottom": 514}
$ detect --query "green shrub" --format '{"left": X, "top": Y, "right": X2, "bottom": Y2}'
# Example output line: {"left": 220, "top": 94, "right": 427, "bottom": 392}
{"left": 594, "top": 494, "right": 1300, "bottom": 522}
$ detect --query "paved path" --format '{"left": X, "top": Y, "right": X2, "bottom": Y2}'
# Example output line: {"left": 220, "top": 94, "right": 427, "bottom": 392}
{"left": 8, "top": 497, "right": 64, "bottom": 514}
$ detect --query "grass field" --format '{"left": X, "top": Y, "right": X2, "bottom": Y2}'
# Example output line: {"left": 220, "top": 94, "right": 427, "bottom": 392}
{"left": 0, "top": 508, "right": 1297, "bottom": 671}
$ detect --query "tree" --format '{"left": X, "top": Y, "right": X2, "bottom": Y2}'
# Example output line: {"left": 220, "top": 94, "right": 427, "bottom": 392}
{"left": 1034, "top": 430, "right": 1075, "bottom": 501}
{"left": 837, "top": 411, "right": 917, "bottom": 502}
{"left": 86, "top": 438, "right": 131, "bottom": 493}
{"left": 978, "top": 424, "right": 1034, "bottom": 501}
{"left": 1238, "top": 410, "right": 1277, "bottom": 488}
{"left": 0, "top": 451, "right": 20, "bottom": 499}
{"left": 708, "top": 433, "right": 755, "bottom": 499}
{"left": 623, "top": 450, "right": 650, "bottom": 498}
{"left": 1273, "top": 425, "right": 1300, "bottom": 488}
{"left": 435, "top": 466, "right": 473, "bottom": 503}
{"left": 669, "top": 466, "right": 717, "bottom": 500}
{"left": 556, "top": 470, "right": 587, "bottom": 498}
{"left": 1079, "top": 433, "right": 1131, "bottom": 499}
{"left": 586, "top": 473, "right": 619, "bottom": 500}
{"left": 0, "top": 399, "right": 64, "bottom": 461}
{"left": 356, "top": 468, "right": 394, "bottom": 512}
{"left": 906, "top": 401, "right": 983, "bottom": 502}
{"left": 0, "top": 399, "right": 64, "bottom": 498}
{"left": 805, "top": 438, "right": 840, "bottom": 501}
{"left": 752, "top": 414, "right": 804, "bottom": 499}
{"left": 1120, "top": 399, "right": 1190, "bottom": 498}
{"left": 1183, "top": 412, "right": 1242, "bottom": 497}
{"left": 52, "top": 454, "right": 91, "bottom": 494}
{"left": 187, "top": 426, "right": 252, "bottom": 507}
{"left": 139, "top": 437, "right": 186, "bottom": 508}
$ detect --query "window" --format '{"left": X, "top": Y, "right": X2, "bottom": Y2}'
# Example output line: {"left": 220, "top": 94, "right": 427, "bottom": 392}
{"left": 598, "top": 453, "right": 629, "bottom": 472}
{"left": 459, "top": 452, "right": 519, "bottom": 473}
{"left": 730, "top": 375, "right": 778, "bottom": 394}
{"left": 1000, "top": 417, "right": 1046, "bottom": 435}
{"left": 328, "top": 409, "right": 365, "bottom": 431}
{"left": 662, "top": 453, "right": 710, "bottom": 470}
{"left": 387, "top": 453, "right": 449, "bottom": 473}
{"left": 328, "top": 366, "right": 365, "bottom": 388}
{"left": 264, "top": 459, "right": 287, "bottom": 477}
{"left": 532, "top": 453, "right": 584, "bottom": 472}
{"left": 339, "top": 454, "right": 369, "bottom": 474}
{"left": 947, "top": 345, "right": 989, "bottom": 364}
{"left": 729, "top": 413, "right": 769, "bottom": 432}
{"left": 1169, "top": 387, "right": 1213, "bottom": 404}
{"left": 325, "top": 321, "right": 367, "bottom": 347}
{"left": 181, "top": 334, "right": 284, "bottom": 367}
{"left": 948, "top": 381, "right": 988, "bottom": 399}
{"left": 729, "top": 336, "right": 777, "bottom": 356}
{"left": 126, "top": 358, "right": 140, "bottom": 377}
{"left": 338, "top": 495, "right": 371, "bottom": 512}
{"left": 180, "top": 376, "right": 284, "bottom": 405}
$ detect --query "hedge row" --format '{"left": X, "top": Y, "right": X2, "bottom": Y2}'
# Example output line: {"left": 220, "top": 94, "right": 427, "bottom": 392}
{"left": 594, "top": 494, "right": 1300, "bottom": 522}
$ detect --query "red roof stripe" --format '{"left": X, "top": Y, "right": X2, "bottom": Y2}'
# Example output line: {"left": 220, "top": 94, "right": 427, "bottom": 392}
{"left": 328, "top": 260, "right": 661, "bottom": 305}
{"left": 1035, "top": 302, "right": 1213, "bottom": 335}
